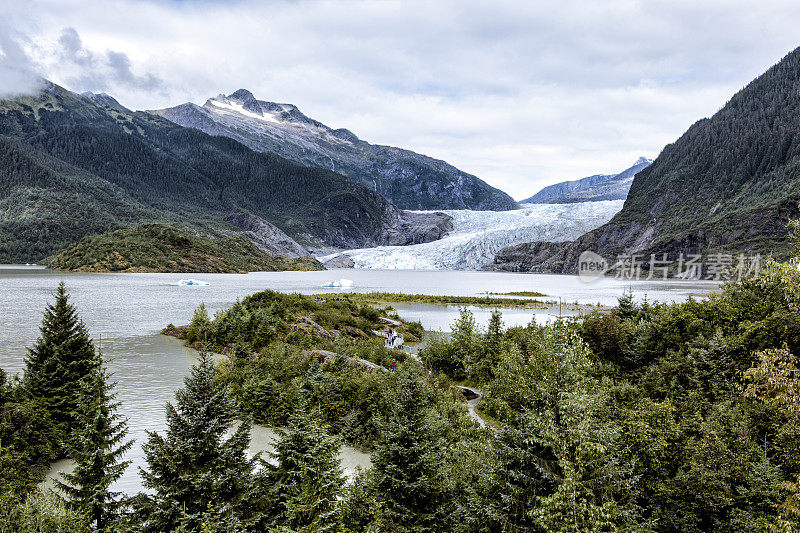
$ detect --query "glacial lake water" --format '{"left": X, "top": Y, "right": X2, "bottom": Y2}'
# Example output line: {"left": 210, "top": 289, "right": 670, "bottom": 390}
{"left": 0, "top": 265, "right": 718, "bottom": 493}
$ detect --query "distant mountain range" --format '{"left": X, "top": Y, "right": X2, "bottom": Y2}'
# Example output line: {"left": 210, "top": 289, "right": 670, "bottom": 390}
{"left": 521, "top": 157, "right": 652, "bottom": 204}
{"left": 491, "top": 47, "right": 800, "bottom": 273}
{"left": 0, "top": 82, "right": 451, "bottom": 264}
{"left": 154, "top": 90, "right": 518, "bottom": 211}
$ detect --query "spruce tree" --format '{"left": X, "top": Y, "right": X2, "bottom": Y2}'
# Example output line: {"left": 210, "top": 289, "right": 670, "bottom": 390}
{"left": 138, "top": 352, "right": 258, "bottom": 532}
{"left": 616, "top": 287, "right": 637, "bottom": 320}
{"left": 476, "top": 417, "right": 559, "bottom": 532}
{"left": 475, "top": 309, "right": 504, "bottom": 382}
{"left": 56, "top": 354, "right": 133, "bottom": 531}
{"left": 269, "top": 404, "right": 345, "bottom": 532}
{"left": 372, "top": 368, "right": 446, "bottom": 531}
{"left": 23, "top": 282, "right": 97, "bottom": 447}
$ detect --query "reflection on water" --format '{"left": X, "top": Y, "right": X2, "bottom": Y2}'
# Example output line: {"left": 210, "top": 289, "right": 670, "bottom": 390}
{"left": 1, "top": 266, "right": 717, "bottom": 494}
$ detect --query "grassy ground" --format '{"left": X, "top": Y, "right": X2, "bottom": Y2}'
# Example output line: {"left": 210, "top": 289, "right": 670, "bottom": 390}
{"left": 487, "top": 291, "right": 547, "bottom": 297}
{"left": 314, "top": 292, "right": 554, "bottom": 308}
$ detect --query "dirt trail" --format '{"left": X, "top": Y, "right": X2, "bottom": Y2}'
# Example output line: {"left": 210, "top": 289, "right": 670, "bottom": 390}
{"left": 454, "top": 385, "right": 495, "bottom": 430}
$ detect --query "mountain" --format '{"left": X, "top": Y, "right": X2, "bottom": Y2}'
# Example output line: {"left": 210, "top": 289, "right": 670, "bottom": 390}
{"left": 520, "top": 157, "right": 652, "bottom": 204}
{"left": 153, "top": 90, "right": 518, "bottom": 211}
{"left": 0, "top": 82, "right": 451, "bottom": 264}
{"left": 491, "top": 47, "right": 800, "bottom": 273}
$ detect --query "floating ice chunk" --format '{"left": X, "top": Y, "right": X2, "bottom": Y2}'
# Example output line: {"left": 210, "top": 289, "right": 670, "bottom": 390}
{"left": 321, "top": 278, "right": 354, "bottom": 288}
{"left": 176, "top": 279, "right": 210, "bottom": 286}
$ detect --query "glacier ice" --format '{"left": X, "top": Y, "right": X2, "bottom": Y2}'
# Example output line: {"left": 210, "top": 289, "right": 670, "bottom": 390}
{"left": 176, "top": 279, "right": 210, "bottom": 286}
{"left": 321, "top": 278, "right": 355, "bottom": 288}
{"left": 320, "top": 200, "right": 624, "bottom": 271}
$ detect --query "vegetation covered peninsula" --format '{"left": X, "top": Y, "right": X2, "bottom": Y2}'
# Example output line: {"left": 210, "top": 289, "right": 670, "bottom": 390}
{"left": 47, "top": 223, "right": 323, "bottom": 273}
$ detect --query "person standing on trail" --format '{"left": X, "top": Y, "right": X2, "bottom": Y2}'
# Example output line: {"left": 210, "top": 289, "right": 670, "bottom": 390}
{"left": 391, "top": 358, "right": 397, "bottom": 373}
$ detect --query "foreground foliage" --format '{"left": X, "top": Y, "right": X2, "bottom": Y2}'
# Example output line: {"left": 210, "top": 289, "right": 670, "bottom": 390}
{"left": 5, "top": 249, "right": 800, "bottom": 530}
{"left": 135, "top": 352, "right": 258, "bottom": 531}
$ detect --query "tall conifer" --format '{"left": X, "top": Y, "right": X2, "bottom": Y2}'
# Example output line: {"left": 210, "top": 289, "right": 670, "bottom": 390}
{"left": 23, "top": 282, "right": 96, "bottom": 447}
{"left": 372, "top": 369, "right": 446, "bottom": 531}
{"left": 269, "top": 404, "right": 345, "bottom": 532}
{"left": 138, "top": 352, "right": 257, "bottom": 532}
{"left": 57, "top": 354, "right": 133, "bottom": 531}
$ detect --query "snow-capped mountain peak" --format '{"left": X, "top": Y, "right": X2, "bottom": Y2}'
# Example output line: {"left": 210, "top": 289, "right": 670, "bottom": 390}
{"left": 228, "top": 88, "right": 256, "bottom": 102}
{"left": 154, "top": 90, "right": 520, "bottom": 211}
{"left": 204, "top": 90, "right": 330, "bottom": 132}
{"left": 205, "top": 94, "right": 283, "bottom": 124}
{"left": 520, "top": 157, "right": 653, "bottom": 204}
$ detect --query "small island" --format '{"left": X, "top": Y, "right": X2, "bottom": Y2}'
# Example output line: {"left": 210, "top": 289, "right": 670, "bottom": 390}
{"left": 47, "top": 223, "right": 323, "bottom": 273}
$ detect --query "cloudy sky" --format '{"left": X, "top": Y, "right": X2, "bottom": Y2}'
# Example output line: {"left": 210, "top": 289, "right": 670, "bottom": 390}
{"left": 2, "top": 0, "right": 800, "bottom": 199}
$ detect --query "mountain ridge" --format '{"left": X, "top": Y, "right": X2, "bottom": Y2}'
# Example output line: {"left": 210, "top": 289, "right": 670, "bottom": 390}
{"left": 521, "top": 157, "right": 652, "bottom": 204}
{"left": 0, "top": 82, "right": 451, "bottom": 263}
{"left": 153, "top": 90, "right": 519, "bottom": 211}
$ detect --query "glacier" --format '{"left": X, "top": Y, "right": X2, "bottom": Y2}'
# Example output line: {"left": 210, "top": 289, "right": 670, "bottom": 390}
{"left": 320, "top": 200, "right": 624, "bottom": 270}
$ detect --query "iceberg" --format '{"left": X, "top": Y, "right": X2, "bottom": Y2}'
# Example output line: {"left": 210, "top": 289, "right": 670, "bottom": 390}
{"left": 320, "top": 200, "right": 624, "bottom": 271}
{"left": 176, "top": 279, "right": 210, "bottom": 286}
{"left": 321, "top": 278, "right": 355, "bottom": 288}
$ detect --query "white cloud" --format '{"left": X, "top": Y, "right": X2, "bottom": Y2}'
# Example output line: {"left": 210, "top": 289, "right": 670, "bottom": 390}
{"left": 4, "top": 0, "right": 800, "bottom": 199}
{"left": 44, "top": 27, "right": 165, "bottom": 95}
{"left": 0, "top": 19, "right": 42, "bottom": 98}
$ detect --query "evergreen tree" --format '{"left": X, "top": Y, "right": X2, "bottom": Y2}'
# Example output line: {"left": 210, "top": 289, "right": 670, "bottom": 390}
{"left": 474, "top": 417, "right": 558, "bottom": 532}
{"left": 616, "top": 287, "right": 637, "bottom": 320}
{"left": 138, "top": 352, "right": 258, "bottom": 532}
{"left": 56, "top": 354, "right": 133, "bottom": 531}
{"left": 269, "top": 404, "right": 345, "bottom": 532}
{"left": 0, "top": 371, "right": 58, "bottom": 497}
{"left": 23, "top": 282, "right": 97, "bottom": 447}
{"left": 475, "top": 309, "right": 504, "bottom": 382}
{"left": 372, "top": 369, "right": 447, "bottom": 532}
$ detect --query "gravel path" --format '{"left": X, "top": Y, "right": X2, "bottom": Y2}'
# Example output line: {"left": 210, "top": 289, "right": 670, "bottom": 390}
{"left": 454, "top": 385, "right": 495, "bottom": 430}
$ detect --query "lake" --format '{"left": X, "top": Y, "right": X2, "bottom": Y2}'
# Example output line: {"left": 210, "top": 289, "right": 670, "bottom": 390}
{"left": 0, "top": 266, "right": 718, "bottom": 493}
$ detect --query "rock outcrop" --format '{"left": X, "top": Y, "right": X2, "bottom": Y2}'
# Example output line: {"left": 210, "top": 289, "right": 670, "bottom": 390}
{"left": 323, "top": 254, "right": 356, "bottom": 269}
{"left": 380, "top": 211, "right": 454, "bottom": 246}
{"left": 225, "top": 212, "right": 309, "bottom": 258}
{"left": 488, "top": 241, "right": 569, "bottom": 272}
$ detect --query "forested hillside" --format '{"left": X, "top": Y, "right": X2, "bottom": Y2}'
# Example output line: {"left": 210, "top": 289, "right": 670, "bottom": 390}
{"left": 0, "top": 83, "right": 445, "bottom": 263}
{"left": 492, "top": 47, "right": 800, "bottom": 273}
{"left": 48, "top": 224, "right": 323, "bottom": 273}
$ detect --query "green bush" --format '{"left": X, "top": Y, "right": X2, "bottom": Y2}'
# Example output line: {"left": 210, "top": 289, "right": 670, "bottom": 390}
{"left": 0, "top": 490, "right": 90, "bottom": 533}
